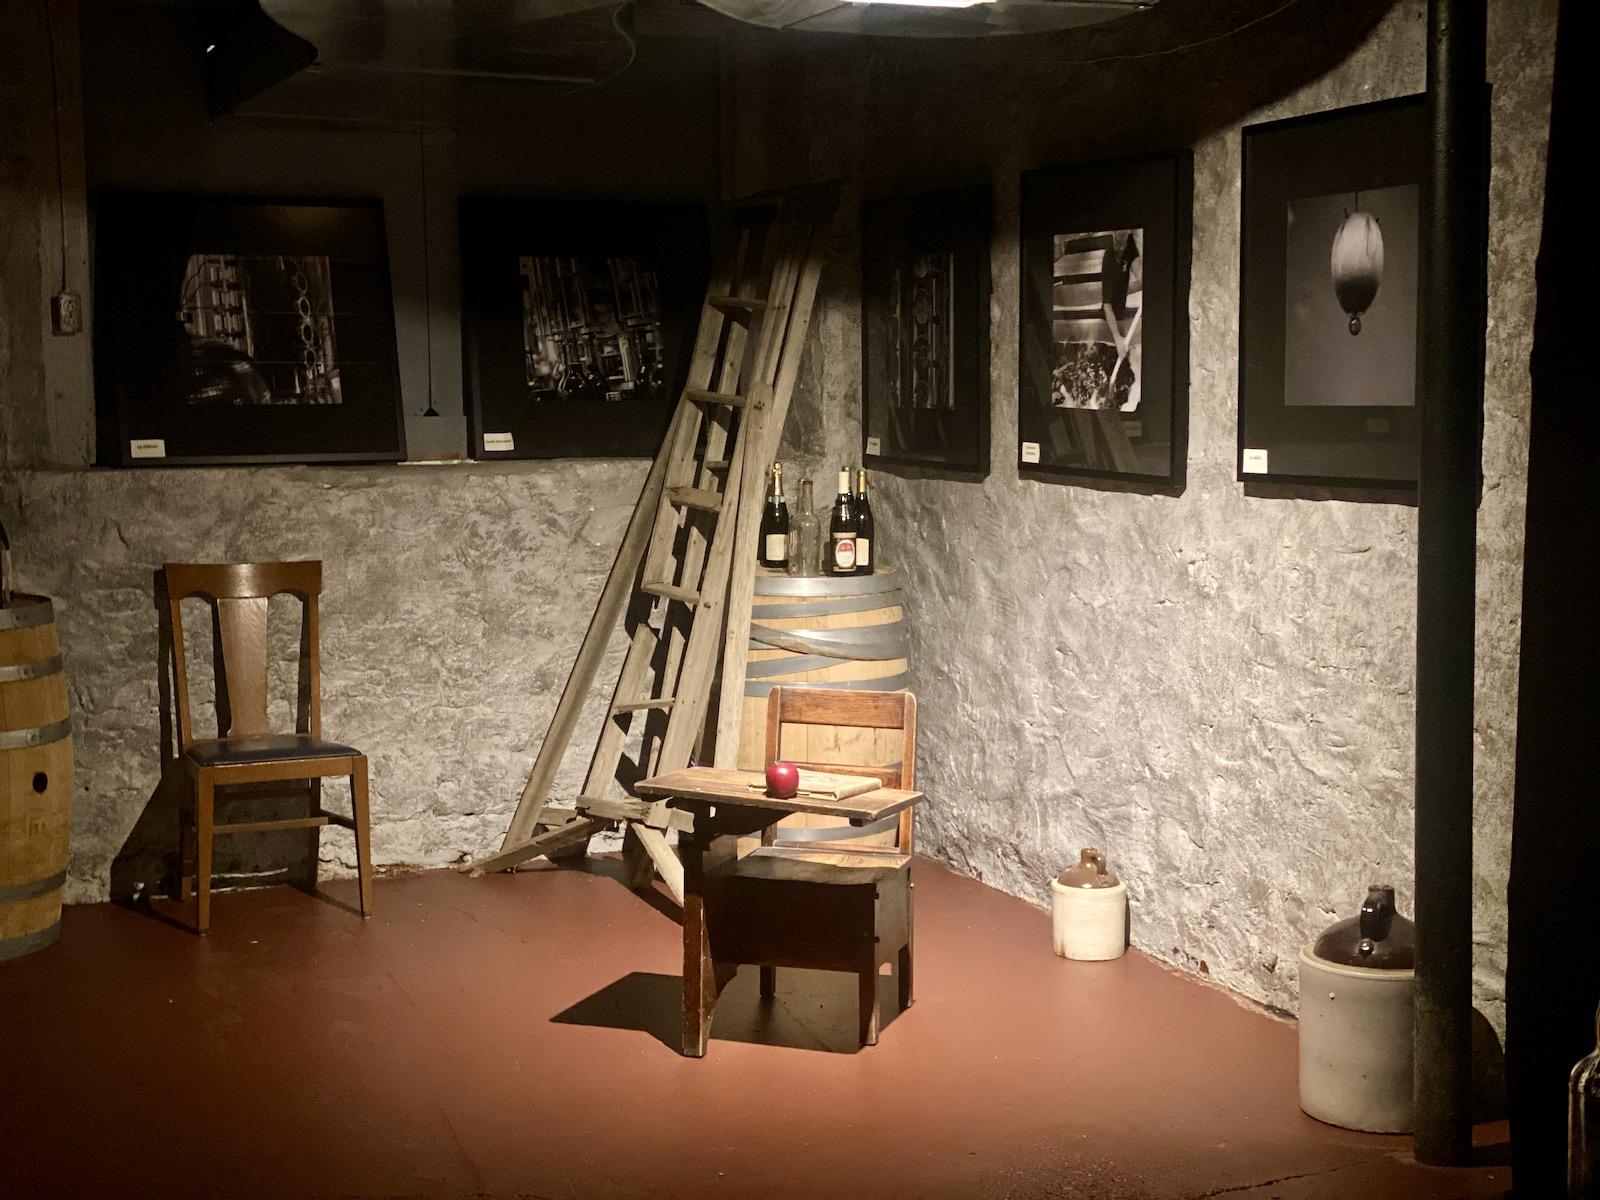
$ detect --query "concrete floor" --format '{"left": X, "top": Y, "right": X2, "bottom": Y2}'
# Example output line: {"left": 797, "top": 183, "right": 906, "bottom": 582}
{"left": 0, "top": 858, "right": 1510, "bottom": 1199}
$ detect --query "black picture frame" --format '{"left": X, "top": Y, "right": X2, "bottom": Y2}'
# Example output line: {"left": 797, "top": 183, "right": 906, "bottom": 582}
{"left": 1019, "top": 150, "right": 1192, "bottom": 489}
{"left": 460, "top": 197, "right": 709, "bottom": 460}
{"left": 860, "top": 185, "right": 992, "bottom": 476}
{"left": 93, "top": 193, "right": 405, "bottom": 467}
{"left": 1239, "top": 94, "right": 1428, "bottom": 490}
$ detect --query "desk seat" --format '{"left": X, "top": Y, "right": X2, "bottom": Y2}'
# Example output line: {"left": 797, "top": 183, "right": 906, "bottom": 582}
{"left": 730, "top": 845, "right": 911, "bottom": 883}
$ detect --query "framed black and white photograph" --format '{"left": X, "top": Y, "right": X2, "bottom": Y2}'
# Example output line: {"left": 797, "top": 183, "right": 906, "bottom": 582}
{"left": 1239, "top": 94, "right": 1427, "bottom": 489}
{"left": 94, "top": 194, "right": 405, "bottom": 466}
{"left": 1019, "top": 151, "right": 1191, "bottom": 488}
{"left": 861, "top": 185, "right": 991, "bottom": 474}
{"left": 460, "top": 197, "right": 708, "bottom": 459}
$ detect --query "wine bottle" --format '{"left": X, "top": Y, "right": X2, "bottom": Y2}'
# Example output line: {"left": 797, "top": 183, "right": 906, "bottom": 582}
{"left": 758, "top": 462, "right": 789, "bottom": 569}
{"left": 1572, "top": 1003, "right": 1600, "bottom": 1197}
{"left": 854, "top": 468, "right": 874, "bottom": 576}
{"left": 829, "top": 466, "right": 857, "bottom": 575}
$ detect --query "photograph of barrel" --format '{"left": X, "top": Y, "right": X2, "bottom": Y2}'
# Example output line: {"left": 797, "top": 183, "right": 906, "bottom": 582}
{"left": 1283, "top": 184, "right": 1418, "bottom": 409}
{"left": 1019, "top": 150, "right": 1191, "bottom": 488}
{"left": 736, "top": 568, "right": 908, "bottom": 847}
{"left": 1048, "top": 227, "right": 1144, "bottom": 412}
{"left": 1, "top": 595, "right": 74, "bottom": 962}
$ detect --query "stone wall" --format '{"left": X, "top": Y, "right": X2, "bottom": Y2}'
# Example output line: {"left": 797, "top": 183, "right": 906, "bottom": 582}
{"left": 754, "top": 0, "right": 1557, "bottom": 1028}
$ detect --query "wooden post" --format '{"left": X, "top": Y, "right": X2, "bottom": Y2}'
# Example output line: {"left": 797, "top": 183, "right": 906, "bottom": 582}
{"left": 1413, "top": 0, "right": 1487, "bottom": 1167}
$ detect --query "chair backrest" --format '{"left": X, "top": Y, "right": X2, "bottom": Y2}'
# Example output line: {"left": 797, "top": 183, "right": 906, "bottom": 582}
{"left": 163, "top": 562, "right": 323, "bottom": 750}
{"left": 763, "top": 687, "right": 917, "bottom": 850}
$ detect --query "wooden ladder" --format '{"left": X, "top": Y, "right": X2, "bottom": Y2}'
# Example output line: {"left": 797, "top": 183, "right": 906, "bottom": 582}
{"left": 465, "top": 188, "right": 835, "bottom": 895}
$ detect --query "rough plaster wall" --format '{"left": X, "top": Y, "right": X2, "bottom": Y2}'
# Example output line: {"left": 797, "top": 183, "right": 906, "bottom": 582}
{"left": 0, "top": 461, "right": 647, "bottom": 903}
{"left": 768, "top": 0, "right": 1556, "bottom": 1029}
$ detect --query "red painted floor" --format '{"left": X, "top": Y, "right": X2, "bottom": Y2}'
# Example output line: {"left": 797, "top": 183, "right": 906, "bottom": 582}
{"left": 0, "top": 858, "right": 1509, "bottom": 1199}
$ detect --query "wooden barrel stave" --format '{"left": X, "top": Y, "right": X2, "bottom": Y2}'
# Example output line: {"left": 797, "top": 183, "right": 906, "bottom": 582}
{"left": 1, "top": 596, "right": 74, "bottom": 962}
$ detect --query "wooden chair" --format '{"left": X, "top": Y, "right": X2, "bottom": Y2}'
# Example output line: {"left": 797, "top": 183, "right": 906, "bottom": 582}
{"left": 163, "top": 561, "right": 372, "bottom": 933}
{"left": 708, "top": 687, "right": 916, "bottom": 1046}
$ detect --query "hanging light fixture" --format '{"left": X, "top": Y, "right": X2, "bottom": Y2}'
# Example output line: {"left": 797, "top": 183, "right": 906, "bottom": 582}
{"left": 696, "top": 0, "right": 1152, "bottom": 39}
{"left": 841, "top": 0, "right": 996, "bottom": 8}
{"left": 1330, "top": 194, "right": 1385, "bottom": 336}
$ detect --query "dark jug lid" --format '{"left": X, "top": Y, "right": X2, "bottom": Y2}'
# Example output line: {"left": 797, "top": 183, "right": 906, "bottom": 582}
{"left": 1057, "top": 847, "right": 1120, "bottom": 889}
{"left": 1312, "top": 884, "right": 1416, "bottom": 970}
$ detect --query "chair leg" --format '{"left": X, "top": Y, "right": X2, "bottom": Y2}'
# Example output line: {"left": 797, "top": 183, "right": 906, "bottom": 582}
{"left": 178, "top": 785, "right": 196, "bottom": 904}
{"left": 759, "top": 965, "right": 777, "bottom": 1000}
{"left": 195, "top": 771, "right": 214, "bottom": 934}
{"left": 898, "top": 943, "right": 914, "bottom": 1011}
{"left": 351, "top": 758, "right": 373, "bottom": 917}
{"left": 859, "top": 964, "right": 881, "bottom": 1047}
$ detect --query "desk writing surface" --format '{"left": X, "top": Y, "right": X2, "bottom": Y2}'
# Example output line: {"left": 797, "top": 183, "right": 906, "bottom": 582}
{"left": 636, "top": 767, "right": 921, "bottom": 823}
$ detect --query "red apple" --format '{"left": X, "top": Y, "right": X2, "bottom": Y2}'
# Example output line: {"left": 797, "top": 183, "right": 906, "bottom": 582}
{"left": 765, "top": 761, "right": 800, "bottom": 798}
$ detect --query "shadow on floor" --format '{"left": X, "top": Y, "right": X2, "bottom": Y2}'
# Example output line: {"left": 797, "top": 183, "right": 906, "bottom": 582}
{"left": 552, "top": 967, "right": 906, "bottom": 1055}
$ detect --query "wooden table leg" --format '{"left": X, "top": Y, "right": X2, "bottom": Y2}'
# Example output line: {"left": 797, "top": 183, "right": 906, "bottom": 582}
{"left": 681, "top": 827, "right": 741, "bottom": 1057}
{"left": 683, "top": 890, "right": 716, "bottom": 1057}
{"left": 859, "top": 961, "right": 880, "bottom": 1048}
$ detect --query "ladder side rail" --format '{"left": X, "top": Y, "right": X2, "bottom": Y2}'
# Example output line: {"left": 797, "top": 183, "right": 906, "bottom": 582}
{"left": 570, "top": 213, "right": 772, "bottom": 820}
{"left": 491, "top": 394, "right": 694, "bottom": 851}
{"left": 654, "top": 426, "right": 752, "bottom": 773}
{"left": 714, "top": 216, "right": 832, "bottom": 768}
{"left": 653, "top": 210, "right": 818, "bottom": 774}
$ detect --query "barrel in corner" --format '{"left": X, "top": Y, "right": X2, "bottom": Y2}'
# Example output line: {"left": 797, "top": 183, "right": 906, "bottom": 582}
{"left": 1, "top": 595, "right": 74, "bottom": 962}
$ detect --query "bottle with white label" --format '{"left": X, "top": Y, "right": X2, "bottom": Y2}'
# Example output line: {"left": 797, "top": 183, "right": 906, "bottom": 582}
{"left": 853, "top": 469, "right": 874, "bottom": 576}
{"left": 758, "top": 462, "right": 789, "bottom": 569}
{"left": 828, "top": 467, "right": 857, "bottom": 575}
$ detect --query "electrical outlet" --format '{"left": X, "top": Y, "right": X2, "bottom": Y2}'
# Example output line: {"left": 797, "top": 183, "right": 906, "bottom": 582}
{"left": 51, "top": 291, "right": 83, "bottom": 337}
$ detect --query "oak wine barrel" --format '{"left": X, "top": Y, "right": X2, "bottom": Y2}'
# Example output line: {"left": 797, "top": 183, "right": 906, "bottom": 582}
{"left": 1, "top": 595, "right": 74, "bottom": 962}
{"left": 738, "top": 567, "right": 908, "bottom": 846}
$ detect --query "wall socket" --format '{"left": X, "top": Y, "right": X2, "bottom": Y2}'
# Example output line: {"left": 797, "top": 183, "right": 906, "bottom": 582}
{"left": 51, "top": 291, "right": 83, "bottom": 337}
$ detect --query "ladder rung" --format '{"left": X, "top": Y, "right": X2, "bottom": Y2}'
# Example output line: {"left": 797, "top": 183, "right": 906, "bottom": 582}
{"left": 684, "top": 388, "right": 746, "bottom": 408}
{"left": 708, "top": 294, "right": 768, "bottom": 315}
{"left": 641, "top": 580, "right": 701, "bottom": 605}
{"left": 611, "top": 697, "right": 676, "bottom": 714}
{"left": 667, "top": 486, "right": 723, "bottom": 512}
{"left": 702, "top": 459, "right": 730, "bottom": 471}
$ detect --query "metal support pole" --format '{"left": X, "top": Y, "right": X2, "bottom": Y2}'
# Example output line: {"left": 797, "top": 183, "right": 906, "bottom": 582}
{"left": 1413, "top": 0, "right": 1487, "bottom": 1167}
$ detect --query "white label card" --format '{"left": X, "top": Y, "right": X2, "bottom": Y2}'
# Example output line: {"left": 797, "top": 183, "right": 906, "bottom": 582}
{"left": 865, "top": 437, "right": 882, "bottom": 456}
{"left": 1020, "top": 441, "right": 1041, "bottom": 465}
{"left": 483, "top": 433, "right": 515, "bottom": 453}
{"left": 1242, "top": 448, "right": 1269, "bottom": 474}
{"left": 129, "top": 439, "right": 166, "bottom": 459}
{"left": 765, "top": 534, "right": 787, "bottom": 561}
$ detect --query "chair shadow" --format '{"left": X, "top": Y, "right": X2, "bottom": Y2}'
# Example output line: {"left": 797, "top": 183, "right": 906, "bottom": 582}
{"left": 552, "top": 967, "right": 906, "bottom": 1055}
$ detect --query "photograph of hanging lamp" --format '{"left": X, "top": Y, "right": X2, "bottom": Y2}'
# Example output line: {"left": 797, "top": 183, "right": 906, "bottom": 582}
{"left": 1331, "top": 195, "right": 1385, "bottom": 336}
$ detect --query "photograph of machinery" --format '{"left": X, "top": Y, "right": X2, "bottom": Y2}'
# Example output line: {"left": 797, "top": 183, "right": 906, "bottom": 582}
{"left": 519, "top": 255, "right": 665, "bottom": 402}
{"left": 176, "top": 253, "right": 343, "bottom": 406}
